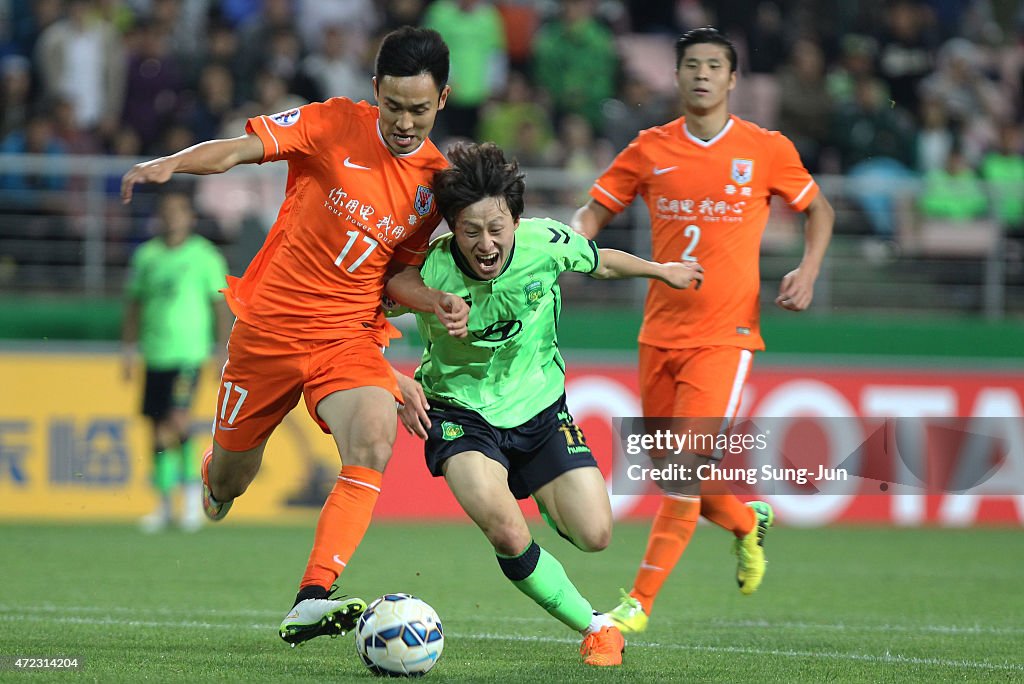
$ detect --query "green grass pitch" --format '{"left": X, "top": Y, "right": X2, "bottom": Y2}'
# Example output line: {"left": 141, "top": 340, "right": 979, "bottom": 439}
{"left": 1, "top": 520, "right": 1021, "bottom": 682}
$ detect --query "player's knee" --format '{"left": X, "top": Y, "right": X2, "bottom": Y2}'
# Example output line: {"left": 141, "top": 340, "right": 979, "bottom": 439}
{"left": 575, "top": 523, "right": 611, "bottom": 552}
{"left": 485, "top": 519, "right": 531, "bottom": 557}
{"left": 344, "top": 441, "right": 393, "bottom": 470}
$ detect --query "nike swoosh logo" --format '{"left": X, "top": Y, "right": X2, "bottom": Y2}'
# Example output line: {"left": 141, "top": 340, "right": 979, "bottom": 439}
{"left": 640, "top": 561, "right": 664, "bottom": 571}
{"left": 217, "top": 425, "right": 239, "bottom": 431}
{"left": 652, "top": 166, "right": 677, "bottom": 176}
{"left": 344, "top": 157, "right": 370, "bottom": 170}
{"left": 333, "top": 554, "right": 347, "bottom": 567}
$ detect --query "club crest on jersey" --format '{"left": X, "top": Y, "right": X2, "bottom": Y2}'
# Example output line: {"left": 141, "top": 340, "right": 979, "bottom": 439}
{"left": 269, "top": 108, "right": 301, "bottom": 127}
{"left": 731, "top": 158, "right": 754, "bottom": 185}
{"left": 524, "top": 279, "right": 543, "bottom": 304}
{"left": 441, "top": 421, "right": 464, "bottom": 441}
{"left": 414, "top": 184, "right": 434, "bottom": 217}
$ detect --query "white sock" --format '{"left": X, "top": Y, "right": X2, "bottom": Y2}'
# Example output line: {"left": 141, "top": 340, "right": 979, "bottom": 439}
{"left": 581, "top": 611, "right": 614, "bottom": 636}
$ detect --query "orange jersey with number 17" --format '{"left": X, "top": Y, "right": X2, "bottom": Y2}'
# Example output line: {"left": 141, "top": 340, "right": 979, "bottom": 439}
{"left": 590, "top": 115, "right": 818, "bottom": 351}
{"left": 224, "top": 97, "right": 447, "bottom": 341}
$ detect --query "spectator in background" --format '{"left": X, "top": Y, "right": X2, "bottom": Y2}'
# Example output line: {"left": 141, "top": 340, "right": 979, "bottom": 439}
{"left": 776, "top": 37, "right": 832, "bottom": 173}
{"left": 35, "top": 0, "right": 125, "bottom": 137}
{"left": 0, "top": 55, "right": 33, "bottom": 140}
{"left": 744, "top": 1, "right": 788, "bottom": 75}
{"left": 146, "top": 0, "right": 211, "bottom": 63}
{"left": 120, "top": 19, "right": 186, "bottom": 154}
{"left": 477, "top": 69, "right": 554, "bottom": 159}
{"left": 236, "top": 0, "right": 296, "bottom": 100}
{"left": 51, "top": 94, "right": 100, "bottom": 154}
{"left": 874, "top": 0, "right": 937, "bottom": 121}
{"left": 981, "top": 121, "right": 1024, "bottom": 232}
{"left": 7, "top": 0, "right": 63, "bottom": 66}
{"left": 919, "top": 37, "right": 1007, "bottom": 163}
{"left": 423, "top": 0, "right": 507, "bottom": 139}
{"left": 918, "top": 145, "right": 988, "bottom": 220}
{"left": 916, "top": 96, "right": 954, "bottom": 173}
{"left": 831, "top": 75, "right": 917, "bottom": 240}
{"left": 122, "top": 186, "right": 230, "bottom": 534}
{"left": 0, "top": 112, "right": 70, "bottom": 268}
{"left": 181, "top": 62, "right": 237, "bottom": 143}
{"left": 381, "top": 0, "right": 426, "bottom": 30}
{"left": 555, "top": 112, "right": 612, "bottom": 208}
{"left": 831, "top": 75, "right": 916, "bottom": 171}
{"left": 220, "top": 69, "right": 305, "bottom": 136}
{"left": 302, "top": 24, "right": 374, "bottom": 102}
{"left": 826, "top": 33, "right": 880, "bottom": 107}
{"left": 262, "top": 27, "right": 322, "bottom": 103}
{"left": 602, "top": 78, "right": 672, "bottom": 151}
{"left": 0, "top": 112, "right": 68, "bottom": 200}
{"left": 533, "top": 0, "right": 618, "bottom": 133}
{"left": 295, "top": 0, "right": 378, "bottom": 52}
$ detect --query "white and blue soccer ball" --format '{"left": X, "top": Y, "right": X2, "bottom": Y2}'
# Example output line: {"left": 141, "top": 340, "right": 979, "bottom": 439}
{"left": 354, "top": 593, "right": 444, "bottom": 677}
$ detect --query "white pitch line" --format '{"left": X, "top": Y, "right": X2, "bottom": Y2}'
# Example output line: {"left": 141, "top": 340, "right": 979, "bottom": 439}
{"left": 0, "top": 612, "right": 1021, "bottom": 673}
{"left": 4, "top": 605, "right": 1022, "bottom": 636}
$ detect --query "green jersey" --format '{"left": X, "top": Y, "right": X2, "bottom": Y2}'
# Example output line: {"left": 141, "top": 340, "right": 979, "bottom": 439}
{"left": 413, "top": 218, "right": 599, "bottom": 428}
{"left": 126, "top": 235, "right": 227, "bottom": 369}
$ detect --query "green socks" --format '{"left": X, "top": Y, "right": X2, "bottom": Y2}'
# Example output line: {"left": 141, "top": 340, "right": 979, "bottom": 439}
{"left": 497, "top": 541, "right": 594, "bottom": 632}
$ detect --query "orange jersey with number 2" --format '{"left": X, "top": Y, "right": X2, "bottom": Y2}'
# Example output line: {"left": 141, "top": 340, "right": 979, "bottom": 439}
{"left": 590, "top": 115, "right": 817, "bottom": 351}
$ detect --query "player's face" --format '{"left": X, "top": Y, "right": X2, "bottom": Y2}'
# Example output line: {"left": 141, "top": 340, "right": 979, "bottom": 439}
{"left": 452, "top": 196, "right": 518, "bottom": 280}
{"left": 374, "top": 74, "right": 450, "bottom": 155}
{"left": 158, "top": 194, "right": 194, "bottom": 245}
{"left": 676, "top": 43, "right": 736, "bottom": 113}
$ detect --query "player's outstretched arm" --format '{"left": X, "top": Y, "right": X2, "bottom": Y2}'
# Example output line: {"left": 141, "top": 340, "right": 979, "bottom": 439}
{"left": 592, "top": 248, "right": 704, "bottom": 290}
{"left": 120, "top": 133, "right": 265, "bottom": 204}
{"left": 776, "top": 192, "right": 835, "bottom": 311}
{"left": 570, "top": 199, "right": 615, "bottom": 239}
{"left": 385, "top": 265, "right": 469, "bottom": 338}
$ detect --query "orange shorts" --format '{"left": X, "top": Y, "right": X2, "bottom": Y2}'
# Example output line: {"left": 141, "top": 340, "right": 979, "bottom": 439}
{"left": 638, "top": 344, "right": 754, "bottom": 422}
{"left": 212, "top": 320, "right": 400, "bottom": 452}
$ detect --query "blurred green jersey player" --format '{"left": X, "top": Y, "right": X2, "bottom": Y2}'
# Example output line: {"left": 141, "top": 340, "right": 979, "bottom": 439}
{"left": 389, "top": 142, "right": 704, "bottom": 665}
{"left": 122, "top": 187, "right": 229, "bottom": 533}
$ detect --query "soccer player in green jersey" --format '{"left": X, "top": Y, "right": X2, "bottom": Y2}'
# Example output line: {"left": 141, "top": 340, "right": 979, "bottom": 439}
{"left": 391, "top": 142, "right": 703, "bottom": 666}
{"left": 122, "top": 187, "right": 230, "bottom": 533}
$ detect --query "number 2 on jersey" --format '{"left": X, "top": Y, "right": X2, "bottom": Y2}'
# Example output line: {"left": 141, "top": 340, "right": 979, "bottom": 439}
{"left": 335, "top": 230, "right": 378, "bottom": 273}
{"left": 681, "top": 224, "right": 701, "bottom": 261}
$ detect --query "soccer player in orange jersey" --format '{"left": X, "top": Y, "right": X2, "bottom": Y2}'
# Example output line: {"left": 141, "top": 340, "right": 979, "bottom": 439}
{"left": 120, "top": 27, "right": 470, "bottom": 645}
{"left": 572, "top": 27, "right": 835, "bottom": 631}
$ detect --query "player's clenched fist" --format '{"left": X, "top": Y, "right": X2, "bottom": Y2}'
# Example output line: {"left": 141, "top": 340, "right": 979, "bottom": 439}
{"left": 434, "top": 292, "right": 469, "bottom": 338}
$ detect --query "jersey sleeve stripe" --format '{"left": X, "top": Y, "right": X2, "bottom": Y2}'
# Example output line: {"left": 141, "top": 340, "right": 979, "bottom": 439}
{"left": 789, "top": 179, "right": 815, "bottom": 208}
{"left": 258, "top": 115, "right": 280, "bottom": 157}
{"left": 587, "top": 239, "right": 600, "bottom": 274}
{"left": 593, "top": 183, "right": 627, "bottom": 209}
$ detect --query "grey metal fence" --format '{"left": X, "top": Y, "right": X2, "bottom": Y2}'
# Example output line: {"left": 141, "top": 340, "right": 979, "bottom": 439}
{"left": 0, "top": 154, "right": 1020, "bottom": 318}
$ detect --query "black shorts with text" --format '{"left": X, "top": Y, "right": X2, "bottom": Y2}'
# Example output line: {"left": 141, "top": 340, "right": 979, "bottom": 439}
{"left": 423, "top": 394, "right": 598, "bottom": 499}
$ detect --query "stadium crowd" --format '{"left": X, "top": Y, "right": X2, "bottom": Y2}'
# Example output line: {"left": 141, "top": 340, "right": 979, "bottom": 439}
{"left": 0, "top": 0, "right": 1022, "bottom": 277}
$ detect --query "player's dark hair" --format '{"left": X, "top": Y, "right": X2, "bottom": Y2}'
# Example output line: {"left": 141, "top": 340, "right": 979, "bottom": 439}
{"left": 375, "top": 26, "right": 450, "bottom": 93}
{"left": 676, "top": 27, "right": 738, "bottom": 72}
{"left": 433, "top": 142, "right": 525, "bottom": 227}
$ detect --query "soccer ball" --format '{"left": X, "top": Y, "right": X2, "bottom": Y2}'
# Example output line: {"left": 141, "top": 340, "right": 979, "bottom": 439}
{"left": 354, "top": 593, "right": 444, "bottom": 677}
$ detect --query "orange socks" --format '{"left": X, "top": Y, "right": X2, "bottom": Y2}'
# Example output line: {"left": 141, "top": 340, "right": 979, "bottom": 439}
{"left": 630, "top": 495, "right": 700, "bottom": 615}
{"left": 700, "top": 486, "right": 756, "bottom": 538}
{"left": 300, "top": 464, "right": 383, "bottom": 590}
